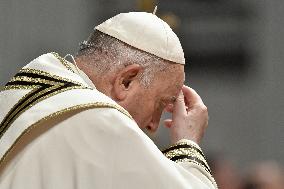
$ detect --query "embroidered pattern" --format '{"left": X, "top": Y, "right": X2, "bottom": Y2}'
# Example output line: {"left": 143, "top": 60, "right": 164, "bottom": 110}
{"left": 162, "top": 140, "right": 218, "bottom": 187}
{"left": 0, "top": 102, "right": 133, "bottom": 167}
{"left": 162, "top": 140, "right": 211, "bottom": 175}
{"left": 51, "top": 52, "right": 75, "bottom": 73}
{"left": 0, "top": 68, "right": 89, "bottom": 139}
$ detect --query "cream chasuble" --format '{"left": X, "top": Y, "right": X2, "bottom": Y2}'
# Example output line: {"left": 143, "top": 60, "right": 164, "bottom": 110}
{"left": 0, "top": 53, "right": 217, "bottom": 189}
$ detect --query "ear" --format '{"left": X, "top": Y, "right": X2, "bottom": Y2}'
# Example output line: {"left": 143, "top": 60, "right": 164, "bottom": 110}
{"left": 112, "top": 64, "right": 142, "bottom": 101}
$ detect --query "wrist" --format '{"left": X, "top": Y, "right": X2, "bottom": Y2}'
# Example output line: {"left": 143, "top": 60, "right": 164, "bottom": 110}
{"left": 170, "top": 134, "right": 201, "bottom": 145}
{"left": 176, "top": 139, "right": 200, "bottom": 149}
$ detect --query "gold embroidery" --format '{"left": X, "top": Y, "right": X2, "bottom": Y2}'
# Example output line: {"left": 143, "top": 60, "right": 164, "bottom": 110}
{"left": 0, "top": 68, "right": 86, "bottom": 92}
{"left": 0, "top": 64, "right": 133, "bottom": 173}
{"left": 177, "top": 141, "right": 203, "bottom": 152}
{"left": 164, "top": 140, "right": 205, "bottom": 157}
{"left": 163, "top": 147, "right": 208, "bottom": 166}
{"left": 0, "top": 68, "right": 89, "bottom": 139}
{"left": 162, "top": 140, "right": 211, "bottom": 176}
{"left": 51, "top": 52, "right": 75, "bottom": 73}
{"left": 1, "top": 85, "right": 39, "bottom": 91}
{"left": 18, "top": 68, "right": 85, "bottom": 87}
{"left": 0, "top": 86, "right": 87, "bottom": 138}
{"left": 162, "top": 140, "right": 217, "bottom": 188}
{"left": 10, "top": 76, "right": 64, "bottom": 86}
{"left": 0, "top": 102, "right": 132, "bottom": 168}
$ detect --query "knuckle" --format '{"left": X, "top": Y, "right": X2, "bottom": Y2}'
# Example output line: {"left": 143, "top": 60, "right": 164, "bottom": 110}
{"left": 201, "top": 105, "right": 208, "bottom": 111}
{"left": 197, "top": 105, "right": 208, "bottom": 113}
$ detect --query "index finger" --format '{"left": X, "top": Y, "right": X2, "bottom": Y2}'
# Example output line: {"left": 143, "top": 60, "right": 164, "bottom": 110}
{"left": 182, "top": 85, "right": 204, "bottom": 108}
{"left": 172, "top": 90, "right": 187, "bottom": 117}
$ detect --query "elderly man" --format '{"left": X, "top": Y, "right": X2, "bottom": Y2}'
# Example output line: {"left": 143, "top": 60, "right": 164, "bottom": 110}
{"left": 0, "top": 12, "right": 217, "bottom": 188}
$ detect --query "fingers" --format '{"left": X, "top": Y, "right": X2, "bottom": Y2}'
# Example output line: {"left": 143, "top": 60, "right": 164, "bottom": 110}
{"left": 173, "top": 90, "right": 187, "bottom": 117}
{"left": 166, "top": 85, "right": 208, "bottom": 145}
{"left": 182, "top": 86, "right": 204, "bottom": 108}
{"left": 164, "top": 119, "right": 173, "bottom": 128}
{"left": 166, "top": 85, "right": 204, "bottom": 126}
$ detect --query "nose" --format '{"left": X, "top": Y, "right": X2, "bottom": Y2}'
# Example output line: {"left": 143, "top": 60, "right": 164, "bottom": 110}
{"left": 146, "top": 116, "right": 161, "bottom": 132}
{"left": 146, "top": 108, "right": 163, "bottom": 132}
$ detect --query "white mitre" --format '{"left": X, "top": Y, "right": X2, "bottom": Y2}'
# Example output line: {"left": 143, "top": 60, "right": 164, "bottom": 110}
{"left": 95, "top": 11, "right": 185, "bottom": 65}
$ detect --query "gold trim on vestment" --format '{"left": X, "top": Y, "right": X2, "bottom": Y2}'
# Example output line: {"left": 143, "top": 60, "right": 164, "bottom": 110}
{"left": 164, "top": 140, "right": 205, "bottom": 157}
{"left": 0, "top": 86, "right": 88, "bottom": 139}
{"left": 1, "top": 69, "right": 86, "bottom": 93}
{"left": 10, "top": 76, "right": 64, "bottom": 86}
{"left": 51, "top": 52, "right": 75, "bottom": 73}
{"left": 0, "top": 102, "right": 133, "bottom": 169}
{"left": 162, "top": 140, "right": 216, "bottom": 187}
{"left": 18, "top": 68, "right": 85, "bottom": 87}
{"left": 0, "top": 54, "right": 133, "bottom": 175}
{"left": 163, "top": 147, "right": 208, "bottom": 165}
{"left": 0, "top": 68, "right": 90, "bottom": 139}
{"left": 1, "top": 85, "right": 39, "bottom": 91}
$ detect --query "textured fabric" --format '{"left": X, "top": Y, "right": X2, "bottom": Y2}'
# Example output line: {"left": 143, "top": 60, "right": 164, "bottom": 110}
{"left": 0, "top": 53, "right": 126, "bottom": 162}
{"left": 96, "top": 12, "right": 185, "bottom": 64}
{"left": 0, "top": 108, "right": 216, "bottom": 189}
{"left": 0, "top": 53, "right": 217, "bottom": 189}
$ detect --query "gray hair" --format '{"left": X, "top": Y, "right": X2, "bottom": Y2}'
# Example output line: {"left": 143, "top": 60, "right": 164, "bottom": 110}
{"left": 76, "top": 30, "right": 169, "bottom": 86}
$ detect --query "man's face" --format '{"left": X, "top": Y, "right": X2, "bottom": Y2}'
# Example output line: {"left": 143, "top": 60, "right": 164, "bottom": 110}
{"left": 124, "top": 64, "right": 185, "bottom": 132}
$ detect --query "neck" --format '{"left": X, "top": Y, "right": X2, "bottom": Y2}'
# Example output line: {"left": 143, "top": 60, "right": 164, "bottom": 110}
{"left": 75, "top": 58, "right": 113, "bottom": 98}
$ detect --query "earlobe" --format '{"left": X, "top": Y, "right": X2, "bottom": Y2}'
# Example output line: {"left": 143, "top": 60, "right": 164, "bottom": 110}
{"left": 112, "top": 64, "right": 141, "bottom": 101}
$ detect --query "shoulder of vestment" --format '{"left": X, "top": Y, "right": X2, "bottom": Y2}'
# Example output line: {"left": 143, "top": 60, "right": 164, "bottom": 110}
{"left": 0, "top": 52, "right": 132, "bottom": 168}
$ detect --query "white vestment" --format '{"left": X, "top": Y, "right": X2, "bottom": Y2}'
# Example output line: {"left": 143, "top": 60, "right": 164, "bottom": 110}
{"left": 0, "top": 53, "right": 217, "bottom": 189}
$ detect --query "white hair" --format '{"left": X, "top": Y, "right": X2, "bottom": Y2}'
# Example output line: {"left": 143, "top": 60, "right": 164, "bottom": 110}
{"left": 76, "top": 30, "right": 170, "bottom": 86}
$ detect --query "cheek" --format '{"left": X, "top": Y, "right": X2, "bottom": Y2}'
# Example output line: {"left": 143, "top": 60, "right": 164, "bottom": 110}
{"left": 140, "top": 99, "right": 156, "bottom": 120}
{"left": 140, "top": 97, "right": 160, "bottom": 125}
{"left": 143, "top": 98, "right": 164, "bottom": 123}
{"left": 128, "top": 94, "right": 153, "bottom": 127}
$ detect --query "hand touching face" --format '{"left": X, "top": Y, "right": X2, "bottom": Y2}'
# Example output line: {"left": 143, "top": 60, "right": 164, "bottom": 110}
{"left": 164, "top": 86, "right": 209, "bottom": 144}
